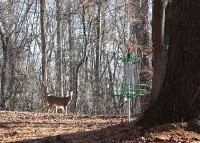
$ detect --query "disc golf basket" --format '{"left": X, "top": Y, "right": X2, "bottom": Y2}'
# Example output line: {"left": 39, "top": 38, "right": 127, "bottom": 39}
{"left": 110, "top": 52, "right": 147, "bottom": 96}
{"left": 109, "top": 0, "right": 147, "bottom": 122}
{"left": 110, "top": 53, "right": 147, "bottom": 121}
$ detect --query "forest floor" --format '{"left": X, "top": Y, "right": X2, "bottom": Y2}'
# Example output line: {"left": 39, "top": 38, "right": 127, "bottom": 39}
{"left": 0, "top": 111, "right": 199, "bottom": 143}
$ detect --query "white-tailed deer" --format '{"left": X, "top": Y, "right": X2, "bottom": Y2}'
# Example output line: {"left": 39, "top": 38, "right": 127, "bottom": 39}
{"left": 46, "top": 89, "right": 74, "bottom": 114}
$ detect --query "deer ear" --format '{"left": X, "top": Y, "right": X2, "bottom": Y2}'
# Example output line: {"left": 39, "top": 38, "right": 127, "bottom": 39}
{"left": 46, "top": 92, "right": 51, "bottom": 96}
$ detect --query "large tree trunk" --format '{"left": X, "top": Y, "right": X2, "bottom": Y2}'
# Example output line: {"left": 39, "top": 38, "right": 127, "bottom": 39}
{"left": 136, "top": 0, "right": 200, "bottom": 128}
{"left": 149, "top": 0, "right": 168, "bottom": 104}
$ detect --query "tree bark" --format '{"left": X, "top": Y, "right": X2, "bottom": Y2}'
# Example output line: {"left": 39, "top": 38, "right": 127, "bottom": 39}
{"left": 136, "top": 0, "right": 200, "bottom": 128}
{"left": 0, "top": 28, "right": 8, "bottom": 109}
{"left": 73, "top": 4, "right": 89, "bottom": 112}
{"left": 149, "top": 0, "right": 167, "bottom": 104}
{"left": 67, "top": 1, "right": 77, "bottom": 113}
{"left": 56, "top": 0, "right": 63, "bottom": 97}
{"left": 40, "top": 0, "right": 48, "bottom": 94}
{"left": 95, "top": 2, "right": 102, "bottom": 99}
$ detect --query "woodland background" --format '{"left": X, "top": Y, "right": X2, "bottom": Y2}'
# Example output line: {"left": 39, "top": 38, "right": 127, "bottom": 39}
{"left": 0, "top": 0, "right": 152, "bottom": 115}
{"left": 1, "top": 0, "right": 200, "bottom": 142}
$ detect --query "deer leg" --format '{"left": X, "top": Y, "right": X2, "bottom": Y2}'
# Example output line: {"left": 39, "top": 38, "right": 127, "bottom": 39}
{"left": 51, "top": 106, "right": 54, "bottom": 113}
{"left": 47, "top": 105, "right": 52, "bottom": 113}
{"left": 55, "top": 106, "right": 58, "bottom": 113}
{"left": 63, "top": 106, "right": 67, "bottom": 114}
{"left": 47, "top": 105, "right": 49, "bottom": 112}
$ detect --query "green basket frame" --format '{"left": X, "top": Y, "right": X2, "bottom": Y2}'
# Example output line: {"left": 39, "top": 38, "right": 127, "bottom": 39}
{"left": 111, "top": 53, "right": 146, "bottom": 98}
{"left": 110, "top": 83, "right": 147, "bottom": 98}
{"left": 115, "top": 53, "right": 143, "bottom": 62}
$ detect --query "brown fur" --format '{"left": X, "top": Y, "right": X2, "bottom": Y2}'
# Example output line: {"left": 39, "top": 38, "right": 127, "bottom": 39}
{"left": 46, "top": 91, "right": 73, "bottom": 114}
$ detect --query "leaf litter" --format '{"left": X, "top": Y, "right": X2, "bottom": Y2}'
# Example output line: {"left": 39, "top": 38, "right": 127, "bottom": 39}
{"left": 0, "top": 111, "right": 199, "bottom": 143}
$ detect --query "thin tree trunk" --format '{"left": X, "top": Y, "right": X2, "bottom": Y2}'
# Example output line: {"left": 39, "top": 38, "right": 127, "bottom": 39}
{"left": 67, "top": 1, "right": 77, "bottom": 112}
{"left": 56, "top": 0, "right": 63, "bottom": 97}
{"left": 0, "top": 28, "right": 8, "bottom": 109}
{"left": 95, "top": 2, "right": 101, "bottom": 103}
{"left": 72, "top": 4, "right": 89, "bottom": 113}
{"left": 40, "top": 0, "right": 48, "bottom": 94}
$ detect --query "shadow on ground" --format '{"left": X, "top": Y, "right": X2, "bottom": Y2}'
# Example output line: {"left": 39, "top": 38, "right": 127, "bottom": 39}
{"left": 10, "top": 122, "right": 140, "bottom": 143}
